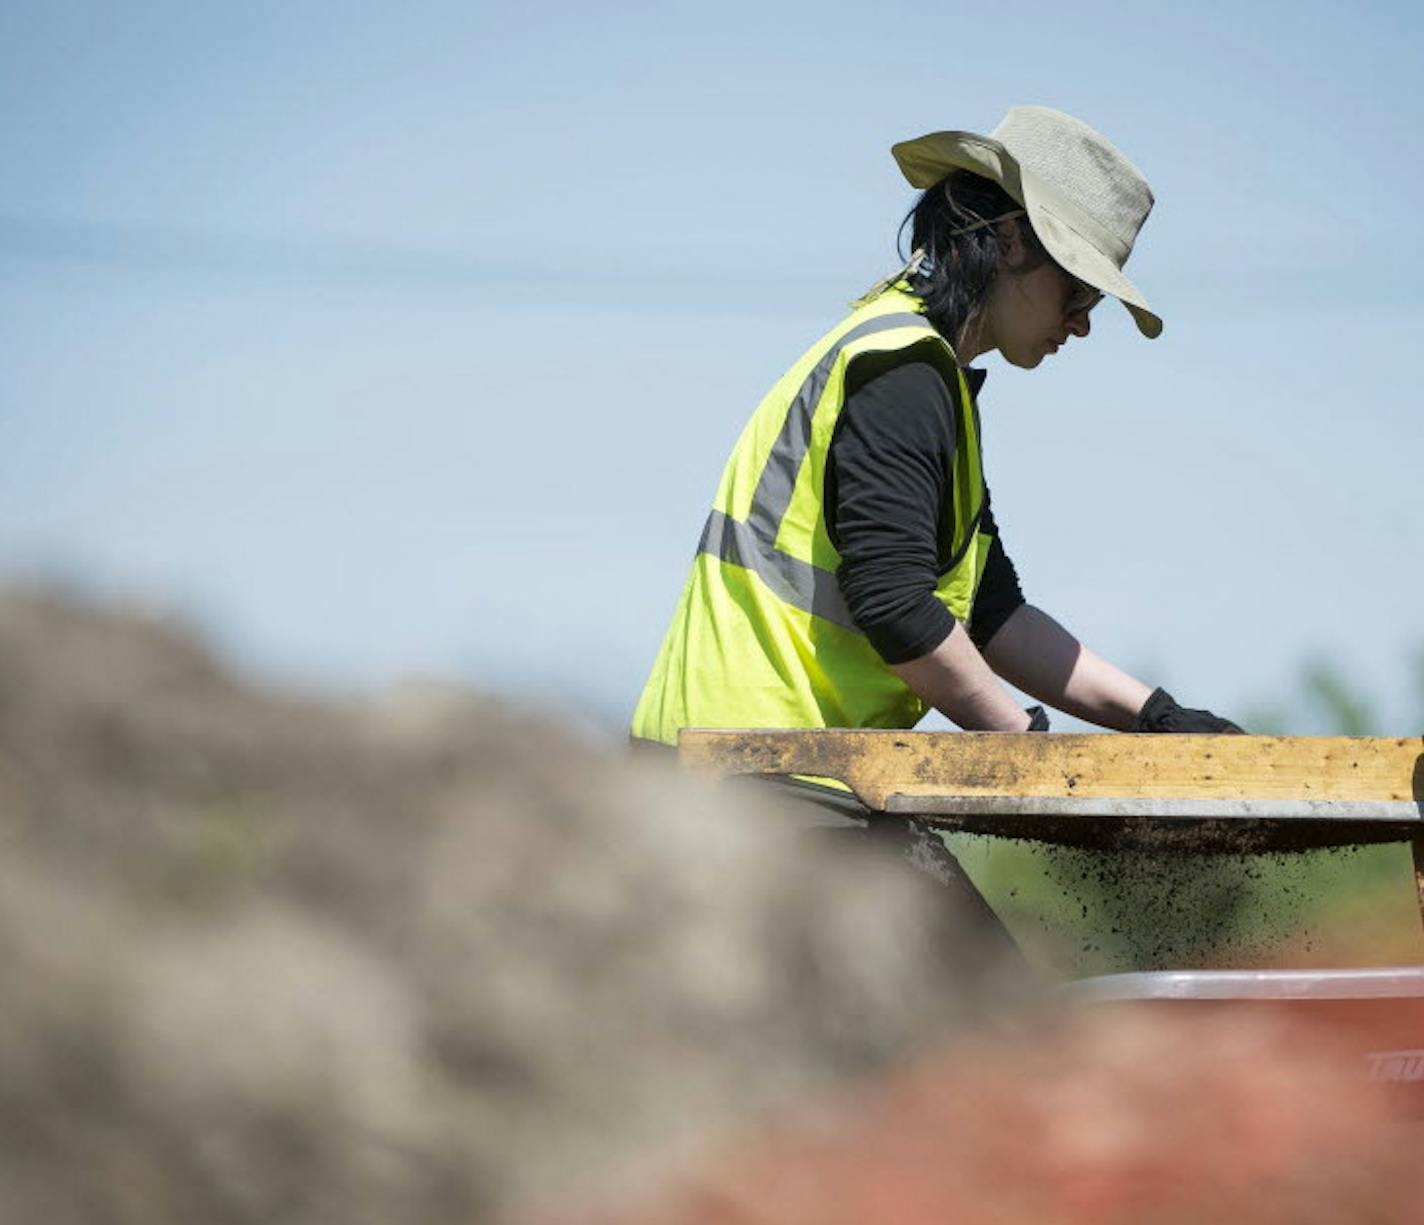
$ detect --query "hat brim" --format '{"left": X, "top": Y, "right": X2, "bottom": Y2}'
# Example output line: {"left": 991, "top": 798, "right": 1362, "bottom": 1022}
{"left": 891, "top": 130, "right": 1162, "bottom": 339}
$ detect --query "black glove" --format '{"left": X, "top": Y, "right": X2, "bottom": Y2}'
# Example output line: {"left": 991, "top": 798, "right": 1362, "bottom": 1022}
{"left": 1135, "top": 687, "right": 1244, "bottom": 734}
{"left": 1025, "top": 705, "right": 1051, "bottom": 732}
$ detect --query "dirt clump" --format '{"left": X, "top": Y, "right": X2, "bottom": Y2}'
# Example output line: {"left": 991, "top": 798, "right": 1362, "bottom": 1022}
{"left": 553, "top": 1002, "right": 1420, "bottom": 1225}
{"left": 0, "top": 586, "right": 1024, "bottom": 1224}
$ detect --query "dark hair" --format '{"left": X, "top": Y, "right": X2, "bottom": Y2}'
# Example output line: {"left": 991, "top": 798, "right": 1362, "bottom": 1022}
{"left": 897, "top": 170, "right": 1048, "bottom": 349}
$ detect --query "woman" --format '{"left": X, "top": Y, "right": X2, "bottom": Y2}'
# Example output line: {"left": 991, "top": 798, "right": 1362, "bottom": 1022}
{"left": 632, "top": 106, "right": 1240, "bottom": 751}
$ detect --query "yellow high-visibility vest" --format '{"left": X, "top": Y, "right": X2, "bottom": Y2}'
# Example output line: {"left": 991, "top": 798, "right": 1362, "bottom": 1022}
{"left": 631, "top": 285, "right": 992, "bottom": 744}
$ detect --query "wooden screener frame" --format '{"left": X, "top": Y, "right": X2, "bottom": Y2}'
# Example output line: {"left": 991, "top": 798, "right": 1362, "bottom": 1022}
{"left": 677, "top": 730, "right": 1424, "bottom": 931}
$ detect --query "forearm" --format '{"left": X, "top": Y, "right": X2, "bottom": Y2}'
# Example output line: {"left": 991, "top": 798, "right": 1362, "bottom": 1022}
{"left": 892, "top": 620, "right": 1034, "bottom": 732}
{"left": 983, "top": 604, "right": 1152, "bottom": 731}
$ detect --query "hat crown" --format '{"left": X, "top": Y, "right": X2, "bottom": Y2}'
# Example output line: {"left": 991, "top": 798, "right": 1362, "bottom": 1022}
{"left": 990, "top": 106, "right": 1153, "bottom": 263}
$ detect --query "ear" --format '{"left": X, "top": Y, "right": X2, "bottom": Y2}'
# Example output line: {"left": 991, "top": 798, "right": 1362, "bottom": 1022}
{"left": 994, "top": 218, "right": 1025, "bottom": 264}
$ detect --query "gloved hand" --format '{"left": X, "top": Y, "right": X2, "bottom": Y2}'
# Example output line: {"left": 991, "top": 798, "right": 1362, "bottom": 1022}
{"left": 1025, "top": 705, "right": 1050, "bottom": 732}
{"left": 1135, "top": 687, "right": 1244, "bottom": 734}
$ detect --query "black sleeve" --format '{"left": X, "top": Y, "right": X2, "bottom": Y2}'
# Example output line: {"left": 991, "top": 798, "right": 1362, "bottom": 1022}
{"left": 825, "top": 355, "right": 958, "bottom": 665}
{"left": 968, "top": 489, "right": 1026, "bottom": 652}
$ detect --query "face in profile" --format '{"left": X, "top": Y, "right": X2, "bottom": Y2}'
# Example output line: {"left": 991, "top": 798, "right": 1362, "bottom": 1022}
{"left": 979, "top": 224, "right": 1100, "bottom": 369}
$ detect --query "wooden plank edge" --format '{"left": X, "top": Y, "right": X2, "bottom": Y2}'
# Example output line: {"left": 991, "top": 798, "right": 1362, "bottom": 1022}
{"left": 882, "top": 795, "right": 1424, "bottom": 821}
{"left": 678, "top": 729, "right": 1424, "bottom": 812}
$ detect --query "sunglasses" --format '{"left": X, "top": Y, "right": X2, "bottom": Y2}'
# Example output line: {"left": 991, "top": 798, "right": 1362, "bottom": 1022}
{"left": 1062, "top": 268, "right": 1104, "bottom": 318}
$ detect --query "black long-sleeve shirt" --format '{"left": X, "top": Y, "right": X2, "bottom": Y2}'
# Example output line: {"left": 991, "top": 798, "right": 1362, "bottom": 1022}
{"left": 824, "top": 354, "right": 1025, "bottom": 665}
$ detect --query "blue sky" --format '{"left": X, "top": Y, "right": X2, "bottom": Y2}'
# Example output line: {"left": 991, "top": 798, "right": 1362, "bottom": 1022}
{"left": 2, "top": 0, "right": 1421, "bottom": 735}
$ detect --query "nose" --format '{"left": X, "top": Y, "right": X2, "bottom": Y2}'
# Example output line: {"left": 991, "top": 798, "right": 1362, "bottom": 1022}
{"left": 1066, "top": 310, "right": 1092, "bottom": 339}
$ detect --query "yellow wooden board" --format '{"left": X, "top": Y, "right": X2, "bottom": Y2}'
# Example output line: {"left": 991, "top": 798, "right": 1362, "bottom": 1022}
{"left": 677, "top": 729, "right": 1424, "bottom": 814}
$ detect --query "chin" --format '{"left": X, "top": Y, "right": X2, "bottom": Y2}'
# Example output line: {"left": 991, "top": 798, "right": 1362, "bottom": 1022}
{"left": 1005, "top": 350, "right": 1046, "bottom": 371}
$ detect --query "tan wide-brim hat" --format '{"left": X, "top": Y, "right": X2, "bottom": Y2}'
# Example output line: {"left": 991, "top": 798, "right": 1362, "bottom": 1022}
{"left": 892, "top": 106, "right": 1162, "bottom": 338}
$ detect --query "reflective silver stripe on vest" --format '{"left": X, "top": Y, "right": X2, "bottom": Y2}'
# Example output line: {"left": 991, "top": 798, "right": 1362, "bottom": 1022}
{"left": 701, "top": 308, "right": 937, "bottom": 630}
{"left": 746, "top": 311, "right": 933, "bottom": 542}
{"left": 698, "top": 509, "right": 856, "bottom": 631}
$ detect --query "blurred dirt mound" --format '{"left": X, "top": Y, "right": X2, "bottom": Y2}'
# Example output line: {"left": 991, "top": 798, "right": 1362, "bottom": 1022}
{"left": 0, "top": 586, "right": 1017, "bottom": 1223}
